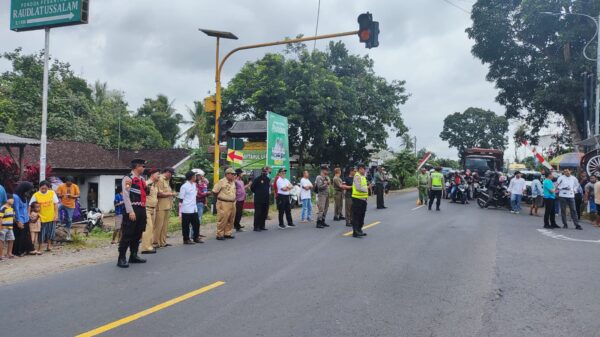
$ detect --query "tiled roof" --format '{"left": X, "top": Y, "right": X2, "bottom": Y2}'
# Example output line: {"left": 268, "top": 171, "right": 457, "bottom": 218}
{"left": 0, "top": 133, "right": 41, "bottom": 146}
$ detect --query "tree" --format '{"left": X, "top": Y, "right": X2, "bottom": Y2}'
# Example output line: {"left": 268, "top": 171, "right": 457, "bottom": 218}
{"left": 384, "top": 150, "right": 417, "bottom": 188}
{"left": 137, "top": 94, "right": 183, "bottom": 147}
{"left": 182, "top": 101, "right": 211, "bottom": 149}
{"left": 222, "top": 41, "right": 409, "bottom": 166}
{"left": 440, "top": 107, "right": 508, "bottom": 158}
{"left": 467, "top": 0, "right": 600, "bottom": 142}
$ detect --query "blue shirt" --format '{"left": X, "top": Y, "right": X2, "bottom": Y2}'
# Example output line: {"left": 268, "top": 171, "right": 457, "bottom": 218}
{"left": 531, "top": 179, "right": 543, "bottom": 198}
{"left": 543, "top": 179, "right": 555, "bottom": 199}
{"left": 0, "top": 185, "right": 6, "bottom": 206}
{"left": 13, "top": 194, "right": 29, "bottom": 224}
{"left": 114, "top": 194, "right": 125, "bottom": 215}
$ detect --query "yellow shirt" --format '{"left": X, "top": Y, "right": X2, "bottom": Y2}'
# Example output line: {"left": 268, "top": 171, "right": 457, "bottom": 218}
{"left": 146, "top": 180, "right": 159, "bottom": 208}
{"left": 0, "top": 205, "right": 15, "bottom": 228}
{"left": 212, "top": 178, "right": 236, "bottom": 202}
{"left": 56, "top": 183, "right": 80, "bottom": 208}
{"left": 32, "top": 190, "right": 58, "bottom": 223}
{"left": 156, "top": 175, "right": 174, "bottom": 210}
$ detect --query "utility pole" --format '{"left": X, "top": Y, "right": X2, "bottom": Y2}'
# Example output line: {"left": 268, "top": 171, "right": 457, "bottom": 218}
{"left": 40, "top": 28, "right": 50, "bottom": 182}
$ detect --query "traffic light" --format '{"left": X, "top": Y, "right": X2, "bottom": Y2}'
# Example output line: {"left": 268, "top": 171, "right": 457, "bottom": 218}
{"left": 218, "top": 119, "right": 233, "bottom": 142}
{"left": 357, "top": 12, "right": 379, "bottom": 49}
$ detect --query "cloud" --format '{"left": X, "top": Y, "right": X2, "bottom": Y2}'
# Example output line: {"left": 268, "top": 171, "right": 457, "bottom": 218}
{"left": 0, "top": 0, "right": 504, "bottom": 159}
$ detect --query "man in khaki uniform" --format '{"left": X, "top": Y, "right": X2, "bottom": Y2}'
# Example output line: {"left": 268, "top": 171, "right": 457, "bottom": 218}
{"left": 153, "top": 168, "right": 177, "bottom": 248}
{"left": 213, "top": 167, "right": 237, "bottom": 241}
{"left": 141, "top": 169, "right": 160, "bottom": 254}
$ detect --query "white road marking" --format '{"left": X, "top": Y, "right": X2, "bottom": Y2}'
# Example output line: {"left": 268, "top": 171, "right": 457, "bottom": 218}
{"left": 537, "top": 229, "right": 600, "bottom": 244}
{"left": 411, "top": 205, "right": 425, "bottom": 211}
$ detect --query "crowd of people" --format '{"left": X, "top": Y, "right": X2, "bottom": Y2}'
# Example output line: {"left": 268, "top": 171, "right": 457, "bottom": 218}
{"left": 0, "top": 178, "right": 82, "bottom": 260}
{"left": 416, "top": 165, "right": 599, "bottom": 230}
{"left": 110, "top": 159, "right": 382, "bottom": 268}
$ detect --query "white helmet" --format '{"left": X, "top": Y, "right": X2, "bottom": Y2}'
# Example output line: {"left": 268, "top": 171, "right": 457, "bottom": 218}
{"left": 192, "top": 168, "right": 205, "bottom": 176}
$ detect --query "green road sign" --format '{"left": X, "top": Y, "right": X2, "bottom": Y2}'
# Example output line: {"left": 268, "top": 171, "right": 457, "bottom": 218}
{"left": 10, "top": 0, "right": 89, "bottom": 32}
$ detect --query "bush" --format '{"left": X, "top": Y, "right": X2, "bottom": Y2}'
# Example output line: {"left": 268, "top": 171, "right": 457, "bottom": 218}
{"left": 402, "top": 176, "right": 417, "bottom": 189}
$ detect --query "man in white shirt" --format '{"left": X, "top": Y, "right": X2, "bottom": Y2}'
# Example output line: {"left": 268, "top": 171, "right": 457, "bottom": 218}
{"left": 275, "top": 168, "right": 295, "bottom": 229}
{"left": 299, "top": 171, "right": 313, "bottom": 222}
{"left": 179, "top": 171, "right": 202, "bottom": 244}
{"left": 508, "top": 171, "right": 526, "bottom": 213}
{"left": 556, "top": 168, "right": 582, "bottom": 230}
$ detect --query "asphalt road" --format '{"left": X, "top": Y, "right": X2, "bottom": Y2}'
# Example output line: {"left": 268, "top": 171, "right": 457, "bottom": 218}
{"left": 2, "top": 192, "right": 600, "bottom": 337}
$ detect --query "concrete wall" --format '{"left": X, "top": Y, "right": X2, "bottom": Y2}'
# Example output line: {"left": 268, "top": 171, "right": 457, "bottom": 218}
{"left": 98, "top": 175, "right": 122, "bottom": 213}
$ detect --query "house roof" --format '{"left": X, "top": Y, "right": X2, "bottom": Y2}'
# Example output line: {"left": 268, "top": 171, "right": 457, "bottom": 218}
{"left": 0, "top": 134, "right": 192, "bottom": 172}
{"left": 227, "top": 120, "right": 267, "bottom": 138}
{"left": 0, "top": 133, "right": 41, "bottom": 146}
{"left": 114, "top": 149, "right": 191, "bottom": 170}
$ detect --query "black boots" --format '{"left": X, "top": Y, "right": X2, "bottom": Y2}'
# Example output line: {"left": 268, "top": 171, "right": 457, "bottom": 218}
{"left": 316, "top": 220, "right": 324, "bottom": 228}
{"left": 117, "top": 252, "right": 129, "bottom": 268}
{"left": 129, "top": 248, "right": 147, "bottom": 264}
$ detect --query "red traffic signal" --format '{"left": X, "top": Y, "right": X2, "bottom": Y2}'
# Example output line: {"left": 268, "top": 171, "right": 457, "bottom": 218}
{"left": 357, "top": 12, "right": 379, "bottom": 49}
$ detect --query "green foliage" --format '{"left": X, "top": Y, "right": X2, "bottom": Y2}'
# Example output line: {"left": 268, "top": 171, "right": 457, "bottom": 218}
{"left": 431, "top": 158, "right": 460, "bottom": 169}
{"left": 440, "top": 107, "right": 508, "bottom": 158}
{"left": 137, "top": 94, "right": 183, "bottom": 147}
{"left": 384, "top": 150, "right": 418, "bottom": 188}
{"left": 0, "top": 49, "right": 177, "bottom": 150}
{"left": 467, "top": 0, "right": 599, "bottom": 141}
{"left": 222, "top": 41, "right": 409, "bottom": 167}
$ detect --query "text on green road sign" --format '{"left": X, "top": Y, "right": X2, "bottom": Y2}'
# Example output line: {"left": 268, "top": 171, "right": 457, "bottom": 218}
{"left": 10, "top": 0, "right": 89, "bottom": 32}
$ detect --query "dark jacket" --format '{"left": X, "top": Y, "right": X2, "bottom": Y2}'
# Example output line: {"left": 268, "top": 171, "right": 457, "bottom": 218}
{"left": 251, "top": 174, "right": 271, "bottom": 203}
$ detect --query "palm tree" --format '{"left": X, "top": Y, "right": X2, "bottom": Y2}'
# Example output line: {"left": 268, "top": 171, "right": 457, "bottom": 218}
{"left": 181, "top": 101, "right": 211, "bottom": 149}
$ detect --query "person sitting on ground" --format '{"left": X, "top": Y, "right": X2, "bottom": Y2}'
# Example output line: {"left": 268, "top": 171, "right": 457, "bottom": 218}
{"left": 0, "top": 195, "right": 16, "bottom": 260}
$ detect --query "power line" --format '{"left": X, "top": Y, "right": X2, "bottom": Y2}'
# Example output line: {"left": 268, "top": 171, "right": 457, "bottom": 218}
{"left": 313, "top": 0, "right": 321, "bottom": 51}
{"left": 441, "top": 0, "right": 471, "bottom": 15}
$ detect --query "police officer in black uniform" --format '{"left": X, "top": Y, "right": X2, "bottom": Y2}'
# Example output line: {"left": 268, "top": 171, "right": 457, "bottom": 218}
{"left": 250, "top": 167, "right": 271, "bottom": 231}
{"left": 118, "top": 158, "right": 149, "bottom": 268}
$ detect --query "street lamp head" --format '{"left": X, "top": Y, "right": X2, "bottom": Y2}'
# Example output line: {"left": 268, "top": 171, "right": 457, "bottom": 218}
{"left": 199, "top": 28, "right": 238, "bottom": 40}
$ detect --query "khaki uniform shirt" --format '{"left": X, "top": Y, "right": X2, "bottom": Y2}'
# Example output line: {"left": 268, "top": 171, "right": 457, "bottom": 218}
{"left": 156, "top": 175, "right": 174, "bottom": 210}
{"left": 146, "top": 180, "right": 159, "bottom": 208}
{"left": 333, "top": 176, "right": 343, "bottom": 192}
{"left": 213, "top": 178, "right": 236, "bottom": 202}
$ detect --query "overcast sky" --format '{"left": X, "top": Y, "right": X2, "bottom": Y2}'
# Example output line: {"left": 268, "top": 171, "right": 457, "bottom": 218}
{"left": 1, "top": 0, "right": 511, "bottom": 159}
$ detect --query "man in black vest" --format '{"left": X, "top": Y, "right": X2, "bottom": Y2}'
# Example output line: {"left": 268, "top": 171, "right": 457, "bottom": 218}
{"left": 251, "top": 167, "right": 271, "bottom": 231}
{"left": 118, "top": 158, "right": 148, "bottom": 268}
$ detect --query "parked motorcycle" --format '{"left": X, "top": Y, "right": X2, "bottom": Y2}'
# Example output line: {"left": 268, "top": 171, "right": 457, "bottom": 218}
{"left": 477, "top": 186, "right": 511, "bottom": 209}
{"left": 289, "top": 183, "right": 302, "bottom": 208}
{"left": 85, "top": 208, "right": 104, "bottom": 234}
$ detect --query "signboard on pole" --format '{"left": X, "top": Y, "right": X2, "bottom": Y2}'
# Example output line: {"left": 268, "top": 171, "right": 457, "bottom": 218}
{"left": 10, "top": 0, "right": 89, "bottom": 32}
{"left": 243, "top": 142, "right": 267, "bottom": 170}
{"left": 227, "top": 149, "right": 243, "bottom": 164}
{"left": 266, "top": 112, "right": 290, "bottom": 180}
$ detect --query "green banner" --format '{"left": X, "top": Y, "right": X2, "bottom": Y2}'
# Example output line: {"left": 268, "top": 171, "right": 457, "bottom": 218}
{"left": 243, "top": 142, "right": 267, "bottom": 170}
{"left": 266, "top": 112, "right": 290, "bottom": 180}
{"left": 10, "top": 0, "right": 88, "bottom": 32}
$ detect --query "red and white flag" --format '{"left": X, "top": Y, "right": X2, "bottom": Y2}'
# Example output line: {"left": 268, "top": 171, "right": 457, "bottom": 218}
{"left": 416, "top": 152, "right": 432, "bottom": 171}
{"left": 521, "top": 140, "right": 552, "bottom": 170}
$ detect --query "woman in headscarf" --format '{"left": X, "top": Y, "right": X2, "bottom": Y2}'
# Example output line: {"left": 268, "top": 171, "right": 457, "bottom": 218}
{"left": 12, "top": 181, "right": 35, "bottom": 256}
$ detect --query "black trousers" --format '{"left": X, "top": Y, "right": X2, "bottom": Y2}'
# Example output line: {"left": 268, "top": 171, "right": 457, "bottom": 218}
{"left": 182, "top": 212, "right": 200, "bottom": 241}
{"left": 119, "top": 206, "right": 146, "bottom": 256}
{"left": 544, "top": 198, "right": 557, "bottom": 227}
{"left": 234, "top": 200, "right": 244, "bottom": 230}
{"left": 254, "top": 200, "right": 269, "bottom": 230}
{"left": 352, "top": 198, "right": 367, "bottom": 234}
{"left": 376, "top": 184, "right": 385, "bottom": 208}
{"left": 428, "top": 190, "right": 442, "bottom": 209}
{"left": 277, "top": 195, "right": 293, "bottom": 226}
{"left": 575, "top": 193, "right": 583, "bottom": 220}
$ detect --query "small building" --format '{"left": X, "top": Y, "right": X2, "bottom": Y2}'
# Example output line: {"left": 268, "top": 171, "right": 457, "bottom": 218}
{"left": 0, "top": 135, "right": 192, "bottom": 213}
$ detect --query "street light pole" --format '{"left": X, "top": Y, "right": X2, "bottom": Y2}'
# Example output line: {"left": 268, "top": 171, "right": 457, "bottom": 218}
{"left": 202, "top": 29, "right": 359, "bottom": 185}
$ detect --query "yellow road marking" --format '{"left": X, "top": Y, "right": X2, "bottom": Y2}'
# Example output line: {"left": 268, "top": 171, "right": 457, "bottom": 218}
{"left": 75, "top": 281, "right": 225, "bottom": 337}
{"left": 343, "top": 221, "right": 381, "bottom": 236}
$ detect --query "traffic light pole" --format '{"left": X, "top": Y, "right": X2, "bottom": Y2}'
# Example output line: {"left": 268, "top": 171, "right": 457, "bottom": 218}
{"left": 211, "top": 30, "right": 359, "bottom": 185}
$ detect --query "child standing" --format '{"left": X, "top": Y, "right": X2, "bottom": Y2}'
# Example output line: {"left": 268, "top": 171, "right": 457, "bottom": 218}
{"left": 0, "top": 195, "right": 16, "bottom": 260}
{"left": 29, "top": 202, "right": 42, "bottom": 255}
{"left": 112, "top": 187, "right": 124, "bottom": 244}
